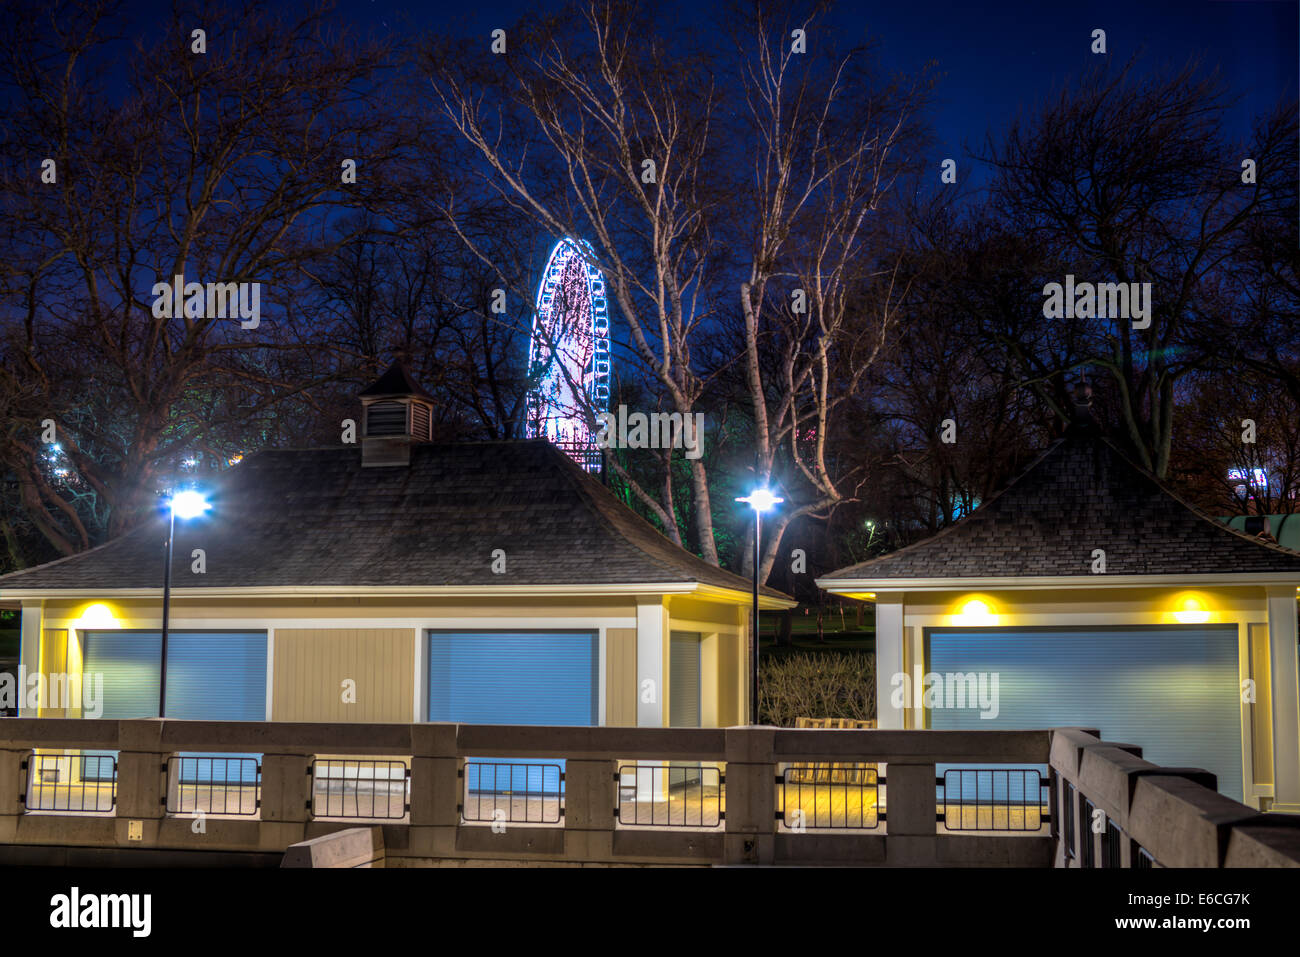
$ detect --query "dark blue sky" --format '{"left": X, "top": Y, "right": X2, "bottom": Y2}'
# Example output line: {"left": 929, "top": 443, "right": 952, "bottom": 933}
{"left": 71, "top": 0, "right": 1300, "bottom": 189}
{"left": 349, "top": 0, "right": 1297, "bottom": 182}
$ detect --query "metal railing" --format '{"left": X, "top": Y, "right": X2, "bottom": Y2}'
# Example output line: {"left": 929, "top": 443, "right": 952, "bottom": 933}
{"left": 617, "top": 764, "right": 721, "bottom": 828}
{"left": 166, "top": 755, "right": 260, "bottom": 816}
{"left": 940, "top": 768, "right": 1045, "bottom": 832}
{"left": 5, "top": 720, "right": 1287, "bottom": 867}
{"left": 1104, "top": 818, "right": 1123, "bottom": 868}
{"left": 462, "top": 762, "right": 562, "bottom": 824}
{"left": 1063, "top": 782, "right": 1077, "bottom": 860}
{"left": 1081, "top": 798, "right": 1096, "bottom": 867}
{"left": 311, "top": 759, "right": 409, "bottom": 820}
{"left": 779, "top": 761, "right": 878, "bottom": 830}
{"left": 25, "top": 753, "right": 116, "bottom": 813}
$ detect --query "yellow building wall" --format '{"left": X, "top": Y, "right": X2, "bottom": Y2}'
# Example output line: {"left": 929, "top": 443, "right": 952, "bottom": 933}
{"left": 606, "top": 627, "right": 636, "bottom": 726}
{"left": 38, "top": 629, "right": 68, "bottom": 717}
{"left": 272, "top": 628, "right": 415, "bottom": 722}
{"left": 712, "top": 629, "right": 742, "bottom": 727}
{"left": 35, "top": 593, "right": 753, "bottom": 730}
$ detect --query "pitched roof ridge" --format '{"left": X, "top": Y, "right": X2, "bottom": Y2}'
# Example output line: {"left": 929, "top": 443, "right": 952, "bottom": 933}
{"left": 824, "top": 428, "right": 1300, "bottom": 580}
{"left": 541, "top": 444, "right": 784, "bottom": 596}
{"left": 823, "top": 434, "right": 1071, "bottom": 579}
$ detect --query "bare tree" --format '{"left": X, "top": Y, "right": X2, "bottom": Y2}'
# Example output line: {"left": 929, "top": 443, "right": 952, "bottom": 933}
{"left": 0, "top": 0, "right": 405, "bottom": 556}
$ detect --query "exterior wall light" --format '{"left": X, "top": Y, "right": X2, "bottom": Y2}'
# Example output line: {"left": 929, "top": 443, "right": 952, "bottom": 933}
{"left": 953, "top": 597, "right": 998, "bottom": 626}
{"left": 1173, "top": 595, "right": 1211, "bottom": 624}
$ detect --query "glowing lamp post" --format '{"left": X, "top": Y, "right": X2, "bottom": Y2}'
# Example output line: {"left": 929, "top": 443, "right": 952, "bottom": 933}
{"left": 736, "top": 488, "right": 783, "bottom": 724}
{"left": 159, "top": 490, "right": 210, "bottom": 716}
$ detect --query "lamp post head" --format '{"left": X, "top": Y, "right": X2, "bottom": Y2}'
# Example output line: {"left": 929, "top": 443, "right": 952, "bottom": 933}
{"left": 736, "top": 488, "right": 783, "bottom": 513}
{"left": 169, "top": 490, "right": 211, "bottom": 520}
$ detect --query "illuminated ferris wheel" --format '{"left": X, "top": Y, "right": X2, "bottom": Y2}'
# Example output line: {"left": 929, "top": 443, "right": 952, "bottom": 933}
{"left": 525, "top": 238, "right": 611, "bottom": 472}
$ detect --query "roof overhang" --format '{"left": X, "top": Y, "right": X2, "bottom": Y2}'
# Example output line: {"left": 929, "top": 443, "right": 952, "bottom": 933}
{"left": 818, "top": 573, "right": 1300, "bottom": 599}
{"left": 0, "top": 581, "right": 797, "bottom": 610}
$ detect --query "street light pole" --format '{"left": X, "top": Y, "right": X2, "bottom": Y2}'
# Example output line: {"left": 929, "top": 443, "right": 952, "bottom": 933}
{"left": 736, "top": 488, "right": 782, "bottom": 727}
{"left": 751, "top": 509, "right": 760, "bottom": 725}
{"left": 159, "top": 506, "right": 175, "bottom": 717}
{"left": 158, "top": 490, "right": 210, "bottom": 718}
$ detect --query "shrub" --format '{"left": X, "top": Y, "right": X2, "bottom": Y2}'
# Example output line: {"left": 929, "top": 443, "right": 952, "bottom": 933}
{"left": 758, "top": 652, "right": 876, "bottom": 727}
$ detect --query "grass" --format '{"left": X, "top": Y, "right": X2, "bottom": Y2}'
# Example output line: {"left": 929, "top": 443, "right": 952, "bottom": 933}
{"left": 759, "top": 651, "right": 875, "bottom": 726}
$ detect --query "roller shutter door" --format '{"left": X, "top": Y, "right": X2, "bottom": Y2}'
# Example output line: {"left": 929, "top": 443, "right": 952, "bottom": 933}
{"left": 427, "top": 631, "right": 598, "bottom": 795}
{"left": 928, "top": 625, "right": 1243, "bottom": 801}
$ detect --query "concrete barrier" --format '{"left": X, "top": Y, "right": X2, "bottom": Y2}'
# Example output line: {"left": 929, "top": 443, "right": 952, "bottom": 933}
{"left": 282, "top": 826, "right": 385, "bottom": 868}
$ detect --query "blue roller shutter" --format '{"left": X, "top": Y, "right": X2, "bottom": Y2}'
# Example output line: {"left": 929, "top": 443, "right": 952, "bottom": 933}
{"left": 928, "top": 625, "right": 1243, "bottom": 801}
{"left": 669, "top": 632, "right": 701, "bottom": 728}
{"left": 428, "top": 631, "right": 598, "bottom": 794}
{"left": 669, "top": 631, "right": 703, "bottom": 785}
{"left": 81, "top": 631, "right": 266, "bottom": 783}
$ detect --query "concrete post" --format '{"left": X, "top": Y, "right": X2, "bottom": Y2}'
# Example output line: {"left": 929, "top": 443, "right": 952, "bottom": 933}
{"left": 259, "top": 751, "right": 313, "bottom": 850}
{"left": 1267, "top": 588, "right": 1300, "bottom": 812}
{"left": 884, "top": 761, "right": 936, "bottom": 865}
{"left": 0, "top": 748, "right": 27, "bottom": 843}
{"left": 115, "top": 719, "right": 166, "bottom": 846}
{"left": 409, "top": 722, "right": 459, "bottom": 859}
{"left": 564, "top": 757, "right": 617, "bottom": 861}
{"left": 724, "top": 726, "right": 775, "bottom": 865}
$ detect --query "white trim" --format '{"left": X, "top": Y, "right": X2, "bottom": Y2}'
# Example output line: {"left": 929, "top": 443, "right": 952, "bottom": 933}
{"left": 413, "top": 627, "right": 424, "bottom": 723}
{"left": 598, "top": 627, "right": 607, "bottom": 726}
{"left": 2, "top": 582, "right": 796, "bottom": 609}
{"left": 43, "top": 615, "right": 638, "bottom": 631}
{"left": 1266, "top": 588, "right": 1300, "bottom": 812}
{"left": 265, "top": 629, "right": 275, "bottom": 721}
{"left": 1237, "top": 621, "right": 1259, "bottom": 809}
{"left": 820, "top": 574, "right": 1300, "bottom": 593}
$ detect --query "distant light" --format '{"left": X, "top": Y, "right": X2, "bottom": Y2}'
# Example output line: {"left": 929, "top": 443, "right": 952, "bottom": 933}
{"left": 736, "top": 489, "right": 784, "bottom": 513}
{"left": 228, "top": 453, "right": 243, "bottom": 466}
{"left": 1228, "top": 467, "right": 1268, "bottom": 489}
{"left": 169, "top": 490, "right": 211, "bottom": 519}
{"left": 865, "top": 519, "right": 875, "bottom": 528}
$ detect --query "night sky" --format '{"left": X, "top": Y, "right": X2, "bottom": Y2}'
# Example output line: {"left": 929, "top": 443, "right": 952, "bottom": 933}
{"left": 90, "top": 0, "right": 1297, "bottom": 192}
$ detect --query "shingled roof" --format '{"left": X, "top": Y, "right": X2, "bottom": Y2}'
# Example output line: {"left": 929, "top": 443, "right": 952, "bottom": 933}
{"left": 0, "top": 440, "right": 788, "bottom": 597}
{"left": 821, "top": 430, "right": 1300, "bottom": 584}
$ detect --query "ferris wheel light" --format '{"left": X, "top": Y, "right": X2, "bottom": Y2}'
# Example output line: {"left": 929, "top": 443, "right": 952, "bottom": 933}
{"left": 525, "top": 237, "right": 610, "bottom": 473}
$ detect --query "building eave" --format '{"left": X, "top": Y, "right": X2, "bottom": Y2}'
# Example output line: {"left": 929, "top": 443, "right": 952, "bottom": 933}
{"left": 0, "top": 581, "right": 797, "bottom": 610}
{"left": 817, "top": 572, "right": 1300, "bottom": 597}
